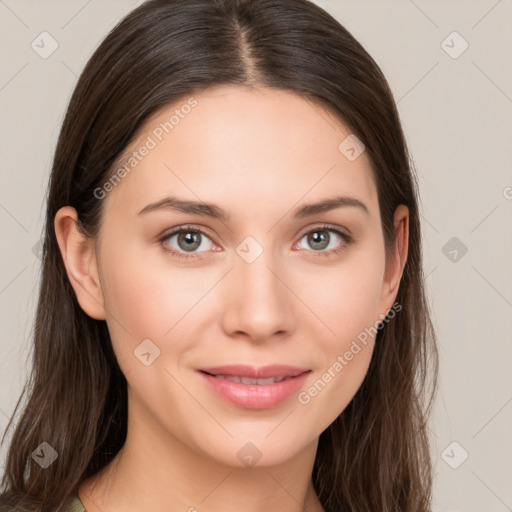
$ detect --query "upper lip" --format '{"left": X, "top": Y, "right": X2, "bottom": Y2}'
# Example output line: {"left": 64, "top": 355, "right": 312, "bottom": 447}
{"left": 198, "top": 364, "right": 311, "bottom": 379}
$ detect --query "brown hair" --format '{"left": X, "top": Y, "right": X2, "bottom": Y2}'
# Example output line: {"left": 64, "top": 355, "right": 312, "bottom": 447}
{"left": 0, "top": 0, "right": 438, "bottom": 510}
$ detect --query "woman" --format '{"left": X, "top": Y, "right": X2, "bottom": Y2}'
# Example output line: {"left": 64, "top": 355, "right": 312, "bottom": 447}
{"left": 0, "top": 0, "right": 438, "bottom": 510}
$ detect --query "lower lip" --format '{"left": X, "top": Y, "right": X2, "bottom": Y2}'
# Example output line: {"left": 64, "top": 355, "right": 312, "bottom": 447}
{"left": 197, "top": 371, "right": 311, "bottom": 409}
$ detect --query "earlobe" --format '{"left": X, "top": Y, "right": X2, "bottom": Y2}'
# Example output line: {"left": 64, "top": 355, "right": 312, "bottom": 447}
{"left": 379, "top": 204, "right": 409, "bottom": 315}
{"left": 54, "top": 206, "right": 106, "bottom": 320}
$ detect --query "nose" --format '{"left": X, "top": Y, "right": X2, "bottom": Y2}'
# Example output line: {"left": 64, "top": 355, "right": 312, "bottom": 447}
{"left": 220, "top": 249, "right": 296, "bottom": 343}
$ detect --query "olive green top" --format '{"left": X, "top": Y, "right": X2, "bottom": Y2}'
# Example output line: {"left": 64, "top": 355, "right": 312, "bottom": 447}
{"left": 0, "top": 495, "right": 86, "bottom": 512}
{"left": 67, "top": 495, "right": 87, "bottom": 512}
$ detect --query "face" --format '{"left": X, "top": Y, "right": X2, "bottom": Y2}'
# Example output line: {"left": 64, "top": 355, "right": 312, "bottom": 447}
{"left": 63, "top": 85, "right": 407, "bottom": 468}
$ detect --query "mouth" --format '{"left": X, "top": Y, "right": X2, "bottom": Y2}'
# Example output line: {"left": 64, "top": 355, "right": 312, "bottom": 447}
{"left": 196, "top": 364, "right": 312, "bottom": 409}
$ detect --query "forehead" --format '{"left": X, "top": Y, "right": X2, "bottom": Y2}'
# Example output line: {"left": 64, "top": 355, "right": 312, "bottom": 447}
{"left": 103, "top": 85, "right": 378, "bottom": 219}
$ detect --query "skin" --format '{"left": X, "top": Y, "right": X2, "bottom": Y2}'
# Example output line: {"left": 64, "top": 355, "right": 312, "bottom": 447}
{"left": 55, "top": 84, "right": 408, "bottom": 512}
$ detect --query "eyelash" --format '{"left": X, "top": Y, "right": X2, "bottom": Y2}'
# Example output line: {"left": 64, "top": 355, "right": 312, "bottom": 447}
{"left": 158, "top": 223, "right": 353, "bottom": 261}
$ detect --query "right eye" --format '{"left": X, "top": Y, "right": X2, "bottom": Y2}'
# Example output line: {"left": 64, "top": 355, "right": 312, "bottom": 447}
{"left": 159, "top": 226, "right": 217, "bottom": 260}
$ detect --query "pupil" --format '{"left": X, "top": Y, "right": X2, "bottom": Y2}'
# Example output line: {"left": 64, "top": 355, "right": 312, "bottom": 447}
{"left": 179, "top": 231, "right": 200, "bottom": 251}
{"left": 310, "top": 230, "right": 328, "bottom": 250}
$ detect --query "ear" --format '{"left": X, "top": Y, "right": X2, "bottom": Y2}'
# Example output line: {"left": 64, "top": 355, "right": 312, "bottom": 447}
{"left": 378, "top": 204, "right": 409, "bottom": 317}
{"left": 54, "top": 206, "right": 105, "bottom": 320}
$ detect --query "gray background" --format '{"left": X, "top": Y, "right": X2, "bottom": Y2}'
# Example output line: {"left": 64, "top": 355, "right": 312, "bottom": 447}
{"left": 1, "top": 1, "right": 511, "bottom": 510}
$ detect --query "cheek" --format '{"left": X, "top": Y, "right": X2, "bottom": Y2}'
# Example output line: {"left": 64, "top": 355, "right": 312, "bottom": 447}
{"left": 296, "top": 248, "right": 385, "bottom": 347}
{"left": 293, "top": 249, "right": 384, "bottom": 417}
{"left": 97, "top": 239, "right": 200, "bottom": 363}
{"left": 97, "top": 244, "right": 207, "bottom": 412}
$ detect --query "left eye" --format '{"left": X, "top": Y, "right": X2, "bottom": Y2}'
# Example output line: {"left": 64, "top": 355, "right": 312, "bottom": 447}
{"left": 295, "top": 227, "right": 350, "bottom": 253}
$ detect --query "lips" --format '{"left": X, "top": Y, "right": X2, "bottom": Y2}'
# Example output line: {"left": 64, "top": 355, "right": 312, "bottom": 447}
{"left": 197, "top": 364, "right": 312, "bottom": 409}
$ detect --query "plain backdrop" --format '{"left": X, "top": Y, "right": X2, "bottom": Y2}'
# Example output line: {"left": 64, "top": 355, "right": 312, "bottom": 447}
{"left": 0, "top": 1, "right": 511, "bottom": 510}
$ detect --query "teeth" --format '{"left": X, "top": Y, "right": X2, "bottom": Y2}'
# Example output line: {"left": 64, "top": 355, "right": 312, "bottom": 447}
{"left": 213, "top": 375, "right": 289, "bottom": 384}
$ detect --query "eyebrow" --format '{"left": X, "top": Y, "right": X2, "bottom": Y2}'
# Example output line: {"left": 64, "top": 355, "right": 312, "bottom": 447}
{"left": 137, "top": 195, "right": 370, "bottom": 220}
